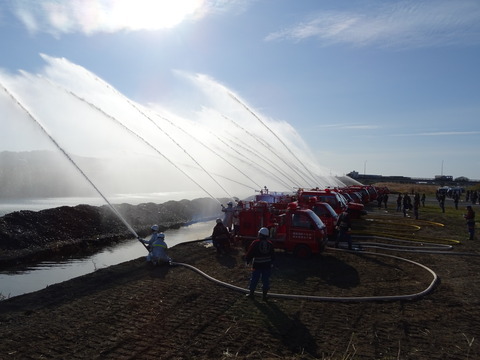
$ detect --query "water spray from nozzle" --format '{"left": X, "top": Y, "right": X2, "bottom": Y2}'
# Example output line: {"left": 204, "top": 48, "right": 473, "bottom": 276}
{"left": 41, "top": 77, "right": 222, "bottom": 205}
{"left": 152, "top": 112, "right": 262, "bottom": 190}
{"left": 228, "top": 91, "right": 320, "bottom": 187}
{"left": 0, "top": 80, "right": 140, "bottom": 239}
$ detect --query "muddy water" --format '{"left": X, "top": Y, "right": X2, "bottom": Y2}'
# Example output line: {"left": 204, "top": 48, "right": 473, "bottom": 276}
{"left": 0, "top": 220, "right": 216, "bottom": 300}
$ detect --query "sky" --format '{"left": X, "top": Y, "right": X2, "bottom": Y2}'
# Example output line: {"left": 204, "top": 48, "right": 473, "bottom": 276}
{"left": 1, "top": 0, "right": 479, "bottom": 186}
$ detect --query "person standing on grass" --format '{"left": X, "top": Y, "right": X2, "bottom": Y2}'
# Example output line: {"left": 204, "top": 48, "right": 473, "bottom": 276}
{"left": 464, "top": 206, "right": 475, "bottom": 240}
{"left": 453, "top": 193, "right": 460, "bottom": 210}
{"left": 383, "top": 193, "right": 389, "bottom": 209}
{"left": 421, "top": 193, "right": 426, "bottom": 207}
{"left": 396, "top": 194, "right": 402, "bottom": 212}
{"left": 335, "top": 208, "right": 353, "bottom": 250}
{"left": 245, "top": 227, "right": 275, "bottom": 301}
{"left": 211, "top": 218, "right": 231, "bottom": 254}
{"left": 439, "top": 193, "right": 446, "bottom": 213}
{"left": 413, "top": 193, "right": 420, "bottom": 220}
{"left": 403, "top": 193, "right": 411, "bottom": 217}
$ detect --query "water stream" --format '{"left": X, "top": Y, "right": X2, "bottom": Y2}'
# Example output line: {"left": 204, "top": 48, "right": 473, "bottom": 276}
{"left": 0, "top": 219, "right": 216, "bottom": 300}
{"left": 0, "top": 55, "right": 347, "bottom": 301}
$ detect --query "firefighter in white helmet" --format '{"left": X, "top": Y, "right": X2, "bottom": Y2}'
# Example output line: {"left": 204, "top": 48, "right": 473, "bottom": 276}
{"left": 140, "top": 224, "right": 172, "bottom": 265}
{"left": 245, "top": 227, "right": 275, "bottom": 301}
{"left": 221, "top": 201, "right": 235, "bottom": 232}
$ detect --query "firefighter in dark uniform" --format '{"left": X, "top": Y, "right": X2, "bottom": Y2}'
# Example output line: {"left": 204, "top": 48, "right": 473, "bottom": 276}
{"left": 335, "top": 208, "right": 352, "bottom": 250}
{"left": 245, "top": 227, "right": 275, "bottom": 301}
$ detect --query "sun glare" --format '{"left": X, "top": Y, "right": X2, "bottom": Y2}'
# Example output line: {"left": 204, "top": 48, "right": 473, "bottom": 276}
{"left": 111, "top": 0, "right": 205, "bottom": 30}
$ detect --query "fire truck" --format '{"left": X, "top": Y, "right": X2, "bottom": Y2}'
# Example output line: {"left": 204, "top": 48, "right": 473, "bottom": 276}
{"left": 301, "top": 198, "right": 339, "bottom": 240}
{"left": 236, "top": 197, "right": 328, "bottom": 258}
{"left": 298, "top": 188, "right": 365, "bottom": 219}
{"left": 297, "top": 188, "right": 348, "bottom": 214}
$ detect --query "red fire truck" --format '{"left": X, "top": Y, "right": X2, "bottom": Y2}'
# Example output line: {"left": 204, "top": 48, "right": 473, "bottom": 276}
{"left": 302, "top": 199, "right": 339, "bottom": 240}
{"left": 236, "top": 200, "right": 328, "bottom": 258}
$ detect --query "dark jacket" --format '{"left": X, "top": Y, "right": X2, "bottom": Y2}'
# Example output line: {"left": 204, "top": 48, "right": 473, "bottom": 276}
{"left": 212, "top": 223, "right": 230, "bottom": 241}
{"left": 245, "top": 237, "right": 275, "bottom": 269}
{"left": 336, "top": 211, "right": 351, "bottom": 230}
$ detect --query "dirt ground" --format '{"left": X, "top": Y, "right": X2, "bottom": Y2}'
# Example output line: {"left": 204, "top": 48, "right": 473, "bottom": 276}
{"left": 1, "top": 200, "right": 480, "bottom": 359}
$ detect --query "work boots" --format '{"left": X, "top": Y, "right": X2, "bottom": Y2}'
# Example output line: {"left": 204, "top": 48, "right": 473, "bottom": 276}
{"left": 245, "top": 290, "right": 254, "bottom": 299}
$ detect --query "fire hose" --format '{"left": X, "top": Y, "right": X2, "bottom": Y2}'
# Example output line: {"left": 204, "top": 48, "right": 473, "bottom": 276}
{"left": 171, "top": 247, "right": 439, "bottom": 302}
{"left": 167, "top": 234, "right": 480, "bottom": 302}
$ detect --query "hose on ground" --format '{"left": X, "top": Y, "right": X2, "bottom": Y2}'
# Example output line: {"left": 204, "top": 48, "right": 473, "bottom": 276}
{"left": 170, "top": 248, "right": 439, "bottom": 303}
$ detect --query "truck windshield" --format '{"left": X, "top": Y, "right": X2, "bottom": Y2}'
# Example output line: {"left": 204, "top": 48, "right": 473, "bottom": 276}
{"left": 304, "top": 209, "right": 326, "bottom": 230}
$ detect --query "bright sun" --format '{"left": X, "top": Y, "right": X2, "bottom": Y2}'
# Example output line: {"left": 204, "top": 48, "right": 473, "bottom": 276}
{"left": 111, "top": 0, "right": 205, "bottom": 30}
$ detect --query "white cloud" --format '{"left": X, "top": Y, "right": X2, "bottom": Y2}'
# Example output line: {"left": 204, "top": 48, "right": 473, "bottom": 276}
{"left": 395, "top": 131, "right": 480, "bottom": 136}
{"left": 265, "top": 0, "right": 480, "bottom": 49}
{"left": 9, "top": 0, "right": 222, "bottom": 35}
{"left": 314, "top": 123, "right": 379, "bottom": 130}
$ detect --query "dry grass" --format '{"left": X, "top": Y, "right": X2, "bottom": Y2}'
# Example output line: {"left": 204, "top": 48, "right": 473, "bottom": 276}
{"left": 373, "top": 182, "right": 440, "bottom": 195}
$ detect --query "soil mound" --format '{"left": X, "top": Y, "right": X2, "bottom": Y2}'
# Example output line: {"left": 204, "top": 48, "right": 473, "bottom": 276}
{"left": 0, "top": 197, "right": 226, "bottom": 267}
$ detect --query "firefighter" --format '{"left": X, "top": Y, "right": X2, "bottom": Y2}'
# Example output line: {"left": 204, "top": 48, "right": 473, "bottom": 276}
{"left": 221, "top": 201, "right": 235, "bottom": 231}
{"left": 245, "top": 227, "right": 275, "bottom": 301}
{"left": 140, "top": 225, "right": 172, "bottom": 265}
{"left": 232, "top": 201, "right": 243, "bottom": 236}
{"left": 335, "top": 209, "right": 352, "bottom": 250}
{"left": 211, "top": 218, "right": 231, "bottom": 254}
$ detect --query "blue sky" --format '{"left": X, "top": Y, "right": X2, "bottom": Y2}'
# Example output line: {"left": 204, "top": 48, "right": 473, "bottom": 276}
{"left": 1, "top": 0, "right": 479, "bottom": 183}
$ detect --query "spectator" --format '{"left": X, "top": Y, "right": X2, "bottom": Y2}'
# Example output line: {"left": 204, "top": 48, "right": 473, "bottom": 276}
{"left": 396, "top": 194, "right": 402, "bottom": 212}
{"left": 383, "top": 193, "right": 389, "bottom": 209}
{"left": 464, "top": 206, "right": 476, "bottom": 240}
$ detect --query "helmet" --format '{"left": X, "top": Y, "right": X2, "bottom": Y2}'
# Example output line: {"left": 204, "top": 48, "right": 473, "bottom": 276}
{"left": 216, "top": 218, "right": 223, "bottom": 224}
{"left": 258, "top": 227, "right": 269, "bottom": 237}
{"left": 158, "top": 232, "right": 165, "bottom": 239}
{"left": 151, "top": 224, "right": 159, "bottom": 231}
{"left": 227, "top": 201, "right": 233, "bottom": 206}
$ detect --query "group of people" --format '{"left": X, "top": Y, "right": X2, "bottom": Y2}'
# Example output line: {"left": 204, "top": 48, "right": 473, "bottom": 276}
{"left": 217, "top": 201, "right": 275, "bottom": 300}
{"left": 211, "top": 200, "right": 244, "bottom": 254}
{"left": 394, "top": 191, "right": 476, "bottom": 239}
{"left": 376, "top": 193, "right": 389, "bottom": 209}
{"left": 139, "top": 225, "right": 172, "bottom": 266}
{"left": 395, "top": 193, "right": 426, "bottom": 218}
{"left": 138, "top": 200, "right": 276, "bottom": 301}
{"left": 138, "top": 189, "right": 477, "bottom": 305}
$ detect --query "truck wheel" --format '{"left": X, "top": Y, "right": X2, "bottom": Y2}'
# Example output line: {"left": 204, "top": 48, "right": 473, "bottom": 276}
{"left": 294, "top": 244, "right": 312, "bottom": 258}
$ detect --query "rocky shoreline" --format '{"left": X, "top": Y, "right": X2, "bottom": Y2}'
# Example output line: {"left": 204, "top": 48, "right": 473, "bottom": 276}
{"left": 0, "top": 197, "right": 226, "bottom": 268}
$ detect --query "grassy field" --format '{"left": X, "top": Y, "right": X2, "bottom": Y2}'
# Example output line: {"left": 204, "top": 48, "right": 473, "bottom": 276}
{"left": 1, "top": 187, "right": 479, "bottom": 359}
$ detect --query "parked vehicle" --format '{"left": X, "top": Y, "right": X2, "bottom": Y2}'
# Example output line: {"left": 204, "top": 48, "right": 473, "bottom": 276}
{"left": 236, "top": 199, "right": 328, "bottom": 258}
{"left": 297, "top": 188, "right": 349, "bottom": 215}
{"left": 305, "top": 200, "right": 339, "bottom": 240}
